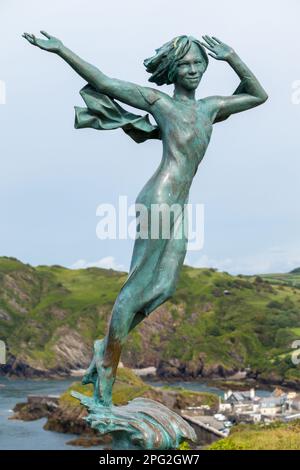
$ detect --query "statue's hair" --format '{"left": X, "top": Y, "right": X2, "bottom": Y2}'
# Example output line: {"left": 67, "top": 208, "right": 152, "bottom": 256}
{"left": 144, "top": 35, "right": 208, "bottom": 86}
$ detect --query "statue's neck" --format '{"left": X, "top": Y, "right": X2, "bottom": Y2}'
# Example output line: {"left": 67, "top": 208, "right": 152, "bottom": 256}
{"left": 173, "top": 85, "right": 196, "bottom": 102}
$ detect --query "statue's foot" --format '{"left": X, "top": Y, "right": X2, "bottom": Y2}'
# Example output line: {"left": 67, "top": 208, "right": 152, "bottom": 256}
{"left": 82, "top": 338, "right": 105, "bottom": 386}
{"left": 82, "top": 338, "right": 114, "bottom": 407}
{"left": 94, "top": 340, "right": 114, "bottom": 407}
{"left": 82, "top": 356, "right": 96, "bottom": 386}
{"left": 93, "top": 374, "right": 113, "bottom": 407}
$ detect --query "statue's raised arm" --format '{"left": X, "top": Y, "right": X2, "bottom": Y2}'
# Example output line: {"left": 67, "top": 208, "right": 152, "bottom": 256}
{"left": 22, "top": 31, "right": 162, "bottom": 113}
{"left": 200, "top": 35, "right": 268, "bottom": 123}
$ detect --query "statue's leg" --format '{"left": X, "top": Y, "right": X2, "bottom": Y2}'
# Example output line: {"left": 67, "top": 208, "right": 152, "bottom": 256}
{"left": 82, "top": 206, "right": 187, "bottom": 405}
{"left": 129, "top": 220, "right": 188, "bottom": 331}
{"left": 98, "top": 243, "right": 188, "bottom": 405}
{"left": 82, "top": 288, "right": 171, "bottom": 391}
{"left": 129, "top": 290, "right": 173, "bottom": 331}
{"left": 82, "top": 268, "right": 179, "bottom": 407}
{"left": 81, "top": 337, "right": 106, "bottom": 395}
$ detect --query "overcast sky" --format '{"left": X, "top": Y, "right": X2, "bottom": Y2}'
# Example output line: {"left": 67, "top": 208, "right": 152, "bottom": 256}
{"left": 0, "top": 0, "right": 299, "bottom": 275}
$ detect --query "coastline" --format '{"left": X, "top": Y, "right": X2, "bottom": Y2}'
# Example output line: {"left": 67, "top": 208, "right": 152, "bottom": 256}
{"left": 2, "top": 367, "right": 300, "bottom": 394}
{"left": 2, "top": 368, "right": 299, "bottom": 450}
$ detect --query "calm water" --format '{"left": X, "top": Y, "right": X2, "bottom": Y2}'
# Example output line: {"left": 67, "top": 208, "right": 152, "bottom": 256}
{"left": 0, "top": 377, "right": 93, "bottom": 450}
{"left": 145, "top": 379, "right": 271, "bottom": 398}
{"left": 0, "top": 376, "right": 270, "bottom": 450}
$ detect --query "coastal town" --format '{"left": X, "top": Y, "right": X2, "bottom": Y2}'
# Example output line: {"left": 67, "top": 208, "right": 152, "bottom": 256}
{"left": 183, "top": 387, "right": 300, "bottom": 438}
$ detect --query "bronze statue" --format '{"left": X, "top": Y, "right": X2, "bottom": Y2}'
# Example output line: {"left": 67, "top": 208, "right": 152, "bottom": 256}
{"left": 23, "top": 31, "right": 267, "bottom": 448}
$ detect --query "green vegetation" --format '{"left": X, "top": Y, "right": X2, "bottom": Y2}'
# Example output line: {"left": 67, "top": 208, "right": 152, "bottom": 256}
{"left": 260, "top": 268, "right": 300, "bottom": 288}
{"left": 208, "top": 420, "right": 300, "bottom": 450}
{"left": 1, "top": 257, "right": 300, "bottom": 384}
{"left": 178, "top": 441, "right": 191, "bottom": 450}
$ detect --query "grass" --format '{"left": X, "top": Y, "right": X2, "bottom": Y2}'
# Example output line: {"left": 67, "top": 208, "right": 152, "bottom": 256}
{"left": 208, "top": 420, "right": 300, "bottom": 450}
{"left": 290, "top": 328, "right": 300, "bottom": 336}
{"left": 260, "top": 270, "right": 300, "bottom": 289}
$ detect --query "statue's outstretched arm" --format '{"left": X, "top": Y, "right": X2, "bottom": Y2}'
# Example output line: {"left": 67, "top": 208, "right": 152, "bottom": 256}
{"left": 23, "top": 31, "right": 162, "bottom": 112}
{"left": 201, "top": 36, "right": 268, "bottom": 122}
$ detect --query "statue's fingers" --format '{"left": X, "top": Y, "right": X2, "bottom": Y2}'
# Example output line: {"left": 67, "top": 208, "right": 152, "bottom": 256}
{"left": 202, "top": 35, "right": 215, "bottom": 47}
{"left": 212, "top": 36, "right": 222, "bottom": 44}
{"left": 200, "top": 41, "right": 214, "bottom": 52}
{"left": 40, "top": 30, "right": 51, "bottom": 39}
{"left": 22, "top": 33, "right": 34, "bottom": 44}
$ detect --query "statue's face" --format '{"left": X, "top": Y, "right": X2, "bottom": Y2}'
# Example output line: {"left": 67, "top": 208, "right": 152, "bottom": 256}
{"left": 174, "top": 42, "right": 206, "bottom": 91}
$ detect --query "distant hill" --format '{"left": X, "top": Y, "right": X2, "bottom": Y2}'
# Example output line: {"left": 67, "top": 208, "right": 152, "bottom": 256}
{"left": 1, "top": 256, "right": 300, "bottom": 387}
{"left": 261, "top": 268, "right": 300, "bottom": 288}
{"left": 290, "top": 267, "right": 300, "bottom": 275}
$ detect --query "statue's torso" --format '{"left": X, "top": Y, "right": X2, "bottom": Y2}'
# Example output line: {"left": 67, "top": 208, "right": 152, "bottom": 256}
{"left": 137, "top": 97, "right": 214, "bottom": 206}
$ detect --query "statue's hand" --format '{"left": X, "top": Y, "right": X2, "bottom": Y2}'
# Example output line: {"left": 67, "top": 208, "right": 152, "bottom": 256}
{"left": 201, "top": 35, "right": 235, "bottom": 61}
{"left": 22, "top": 31, "right": 63, "bottom": 53}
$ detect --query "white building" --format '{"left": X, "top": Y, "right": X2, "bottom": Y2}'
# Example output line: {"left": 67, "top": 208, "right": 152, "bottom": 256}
{"left": 219, "top": 388, "right": 260, "bottom": 415}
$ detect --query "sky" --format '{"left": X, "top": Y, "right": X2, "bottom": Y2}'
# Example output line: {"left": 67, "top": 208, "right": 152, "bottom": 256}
{"left": 0, "top": 0, "right": 299, "bottom": 275}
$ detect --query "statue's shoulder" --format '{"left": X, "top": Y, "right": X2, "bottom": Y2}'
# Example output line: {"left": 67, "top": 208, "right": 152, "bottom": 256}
{"left": 199, "top": 95, "right": 223, "bottom": 109}
{"left": 138, "top": 86, "right": 170, "bottom": 106}
{"left": 198, "top": 96, "right": 227, "bottom": 123}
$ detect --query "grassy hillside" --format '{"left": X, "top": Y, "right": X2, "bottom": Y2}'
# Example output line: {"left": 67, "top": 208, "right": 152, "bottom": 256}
{"left": 1, "top": 256, "right": 300, "bottom": 384}
{"left": 260, "top": 268, "right": 300, "bottom": 288}
{"left": 208, "top": 420, "right": 300, "bottom": 450}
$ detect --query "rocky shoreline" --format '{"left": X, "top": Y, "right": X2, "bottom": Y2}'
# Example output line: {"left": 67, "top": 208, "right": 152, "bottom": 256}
{"left": 11, "top": 394, "right": 111, "bottom": 447}
{"left": 2, "top": 356, "right": 300, "bottom": 393}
